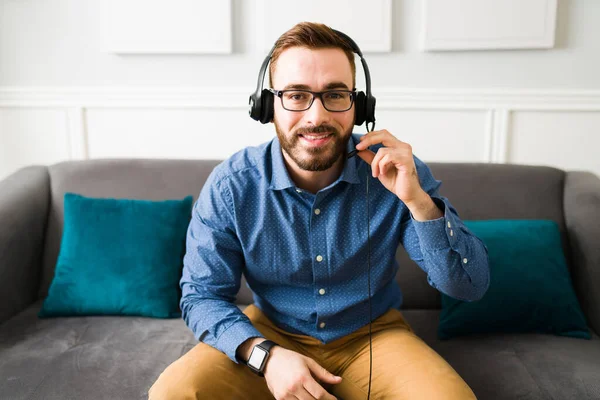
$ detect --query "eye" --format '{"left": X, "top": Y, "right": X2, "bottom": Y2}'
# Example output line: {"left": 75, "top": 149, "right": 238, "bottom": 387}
{"left": 325, "top": 91, "right": 349, "bottom": 101}
{"left": 285, "top": 92, "right": 309, "bottom": 101}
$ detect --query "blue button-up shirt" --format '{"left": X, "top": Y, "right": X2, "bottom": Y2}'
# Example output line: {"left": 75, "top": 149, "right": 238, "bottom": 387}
{"left": 180, "top": 133, "right": 490, "bottom": 363}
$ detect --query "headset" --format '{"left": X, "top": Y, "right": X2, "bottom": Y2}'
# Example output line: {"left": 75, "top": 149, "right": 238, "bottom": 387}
{"left": 249, "top": 28, "right": 376, "bottom": 400}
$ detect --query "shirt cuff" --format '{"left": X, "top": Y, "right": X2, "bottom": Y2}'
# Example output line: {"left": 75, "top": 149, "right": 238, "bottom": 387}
{"left": 410, "top": 196, "right": 459, "bottom": 252}
{"left": 216, "top": 320, "right": 265, "bottom": 364}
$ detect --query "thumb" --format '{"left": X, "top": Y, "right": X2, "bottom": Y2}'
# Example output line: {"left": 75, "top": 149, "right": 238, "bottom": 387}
{"left": 356, "top": 149, "right": 375, "bottom": 165}
{"left": 307, "top": 359, "right": 342, "bottom": 384}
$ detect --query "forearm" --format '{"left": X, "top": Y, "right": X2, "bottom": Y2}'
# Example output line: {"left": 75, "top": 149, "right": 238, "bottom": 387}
{"left": 405, "top": 195, "right": 490, "bottom": 301}
{"left": 180, "top": 287, "right": 265, "bottom": 363}
{"left": 405, "top": 190, "right": 444, "bottom": 221}
{"left": 398, "top": 156, "right": 490, "bottom": 301}
{"left": 182, "top": 179, "right": 266, "bottom": 363}
{"left": 423, "top": 239, "right": 490, "bottom": 301}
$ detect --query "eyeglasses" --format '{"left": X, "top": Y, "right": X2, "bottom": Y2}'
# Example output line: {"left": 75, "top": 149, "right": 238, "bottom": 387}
{"left": 268, "top": 88, "right": 356, "bottom": 112}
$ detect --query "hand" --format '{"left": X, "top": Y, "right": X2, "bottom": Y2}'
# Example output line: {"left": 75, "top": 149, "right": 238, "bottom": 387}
{"left": 264, "top": 346, "right": 342, "bottom": 400}
{"left": 355, "top": 129, "right": 426, "bottom": 206}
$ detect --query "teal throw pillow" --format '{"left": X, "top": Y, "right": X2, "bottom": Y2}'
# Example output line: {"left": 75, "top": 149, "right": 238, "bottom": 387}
{"left": 39, "top": 193, "right": 193, "bottom": 319}
{"left": 438, "top": 219, "right": 590, "bottom": 340}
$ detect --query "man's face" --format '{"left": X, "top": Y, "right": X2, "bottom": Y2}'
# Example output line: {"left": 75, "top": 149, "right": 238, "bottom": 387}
{"left": 271, "top": 47, "right": 355, "bottom": 172}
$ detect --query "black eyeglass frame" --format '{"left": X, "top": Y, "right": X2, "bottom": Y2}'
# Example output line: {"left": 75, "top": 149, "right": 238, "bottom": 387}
{"left": 267, "top": 88, "right": 357, "bottom": 112}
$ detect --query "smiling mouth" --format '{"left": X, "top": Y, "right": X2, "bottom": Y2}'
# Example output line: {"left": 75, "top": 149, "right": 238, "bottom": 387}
{"left": 299, "top": 133, "right": 333, "bottom": 141}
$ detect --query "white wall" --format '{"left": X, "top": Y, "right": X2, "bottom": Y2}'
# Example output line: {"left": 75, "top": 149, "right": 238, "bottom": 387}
{"left": 1, "top": 0, "right": 599, "bottom": 181}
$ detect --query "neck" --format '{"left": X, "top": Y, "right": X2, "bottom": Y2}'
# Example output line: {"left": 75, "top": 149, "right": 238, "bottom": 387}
{"left": 281, "top": 150, "right": 345, "bottom": 194}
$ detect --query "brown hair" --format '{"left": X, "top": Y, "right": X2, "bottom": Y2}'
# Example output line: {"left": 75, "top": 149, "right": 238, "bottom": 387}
{"left": 268, "top": 22, "right": 356, "bottom": 88}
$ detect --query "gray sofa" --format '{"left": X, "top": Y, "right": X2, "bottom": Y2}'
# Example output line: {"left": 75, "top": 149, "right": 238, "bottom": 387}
{"left": 1, "top": 158, "right": 599, "bottom": 400}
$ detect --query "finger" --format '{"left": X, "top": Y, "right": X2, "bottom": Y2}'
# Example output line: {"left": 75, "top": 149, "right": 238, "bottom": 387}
{"left": 283, "top": 386, "right": 310, "bottom": 400}
{"left": 371, "top": 147, "right": 390, "bottom": 178}
{"left": 303, "top": 377, "right": 337, "bottom": 400}
{"left": 356, "top": 149, "right": 375, "bottom": 165}
{"left": 356, "top": 130, "right": 399, "bottom": 150}
{"left": 307, "top": 359, "right": 343, "bottom": 385}
{"left": 379, "top": 153, "right": 394, "bottom": 177}
{"left": 294, "top": 387, "right": 317, "bottom": 400}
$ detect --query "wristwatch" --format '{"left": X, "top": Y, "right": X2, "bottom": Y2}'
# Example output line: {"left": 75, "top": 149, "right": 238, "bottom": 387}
{"left": 246, "top": 339, "right": 278, "bottom": 377}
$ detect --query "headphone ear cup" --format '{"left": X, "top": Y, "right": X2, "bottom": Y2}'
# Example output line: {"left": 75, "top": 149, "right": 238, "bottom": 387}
{"left": 248, "top": 92, "right": 261, "bottom": 121}
{"left": 354, "top": 91, "right": 366, "bottom": 126}
{"left": 260, "top": 89, "right": 274, "bottom": 124}
{"left": 366, "top": 95, "right": 376, "bottom": 125}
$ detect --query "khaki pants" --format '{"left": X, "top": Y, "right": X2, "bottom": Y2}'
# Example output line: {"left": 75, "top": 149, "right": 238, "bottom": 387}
{"left": 148, "top": 305, "right": 476, "bottom": 399}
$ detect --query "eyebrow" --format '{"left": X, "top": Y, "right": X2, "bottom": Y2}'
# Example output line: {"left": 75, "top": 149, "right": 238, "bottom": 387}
{"left": 282, "top": 82, "right": 351, "bottom": 91}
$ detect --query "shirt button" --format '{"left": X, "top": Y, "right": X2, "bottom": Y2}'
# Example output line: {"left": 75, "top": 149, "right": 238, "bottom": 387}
{"left": 447, "top": 221, "right": 451, "bottom": 228}
{"left": 463, "top": 258, "right": 468, "bottom": 264}
{"left": 296, "top": 188, "right": 302, "bottom": 193}
{"left": 314, "top": 208, "right": 321, "bottom": 215}
{"left": 450, "top": 229, "right": 454, "bottom": 237}
{"left": 319, "top": 288, "right": 326, "bottom": 295}
{"left": 319, "top": 322, "right": 326, "bottom": 329}
{"left": 316, "top": 255, "right": 323, "bottom": 262}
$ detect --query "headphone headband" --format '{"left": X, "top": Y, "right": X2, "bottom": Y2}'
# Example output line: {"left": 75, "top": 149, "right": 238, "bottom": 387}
{"left": 329, "top": 30, "right": 374, "bottom": 102}
{"left": 249, "top": 28, "right": 376, "bottom": 130}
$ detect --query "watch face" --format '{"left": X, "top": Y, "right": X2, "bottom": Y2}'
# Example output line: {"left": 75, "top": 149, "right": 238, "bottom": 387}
{"left": 248, "top": 347, "right": 268, "bottom": 369}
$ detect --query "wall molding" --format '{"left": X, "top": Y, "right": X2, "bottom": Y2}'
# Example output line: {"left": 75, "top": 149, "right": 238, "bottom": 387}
{"left": 1, "top": 87, "right": 599, "bottom": 164}
{"left": 1, "top": 87, "right": 600, "bottom": 111}
{"left": 421, "top": 0, "right": 557, "bottom": 51}
{"left": 65, "top": 107, "right": 88, "bottom": 160}
{"left": 258, "top": 0, "right": 392, "bottom": 53}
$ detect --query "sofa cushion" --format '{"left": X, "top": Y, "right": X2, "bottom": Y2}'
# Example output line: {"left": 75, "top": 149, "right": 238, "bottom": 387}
{"left": 0, "top": 301, "right": 196, "bottom": 400}
{"left": 403, "top": 309, "right": 600, "bottom": 400}
{"left": 1, "top": 304, "right": 598, "bottom": 399}
{"left": 39, "top": 193, "right": 193, "bottom": 319}
{"left": 39, "top": 159, "right": 222, "bottom": 301}
{"left": 438, "top": 219, "right": 591, "bottom": 340}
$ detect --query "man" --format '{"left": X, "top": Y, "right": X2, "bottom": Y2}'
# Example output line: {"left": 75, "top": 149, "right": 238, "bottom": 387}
{"left": 149, "top": 22, "right": 490, "bottom": 400}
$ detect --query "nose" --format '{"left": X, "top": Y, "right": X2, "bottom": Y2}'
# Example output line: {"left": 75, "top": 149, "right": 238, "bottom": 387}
{"left": 304, "top": 96, "right": 331, "bottom": 127}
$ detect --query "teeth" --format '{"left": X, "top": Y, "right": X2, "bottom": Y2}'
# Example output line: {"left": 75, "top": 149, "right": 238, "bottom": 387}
{"left": 303, "top": 134, "right": 331, "bottom": 140}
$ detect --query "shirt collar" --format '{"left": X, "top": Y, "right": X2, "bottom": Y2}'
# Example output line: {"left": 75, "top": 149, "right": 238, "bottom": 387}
{"left": 269, "top": 134, "right": 361, "bottom": 191}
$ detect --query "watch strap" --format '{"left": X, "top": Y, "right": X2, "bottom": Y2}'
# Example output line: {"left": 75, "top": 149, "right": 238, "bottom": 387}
{"left": 256, "top": 339, "right": 277, "bottom": 353}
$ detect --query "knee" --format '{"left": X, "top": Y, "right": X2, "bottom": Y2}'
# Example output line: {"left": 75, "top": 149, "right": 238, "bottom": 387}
{"left": 147, "top": 340, "right": 270, "bottom": 400}
{"left": 148, "top": 369, "right": 196, "bottom": 400}
{"left": 148, "top": 358, "right": 208, "bottom": 400}
{"left": 147, "top": 346, "right": 241, "bottom": 400}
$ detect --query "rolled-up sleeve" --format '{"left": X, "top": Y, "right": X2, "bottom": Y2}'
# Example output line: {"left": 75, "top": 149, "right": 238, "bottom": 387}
{"left": 180, "top": 170, "right": 263, "bottom": 363}
{"left": 400, "top": 155, "right": 491, "bottom": 302}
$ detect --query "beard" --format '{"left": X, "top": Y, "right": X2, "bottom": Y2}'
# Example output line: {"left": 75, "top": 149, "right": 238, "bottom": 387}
{"left": 274, "top": 120, "right": 352, "bottom": 172}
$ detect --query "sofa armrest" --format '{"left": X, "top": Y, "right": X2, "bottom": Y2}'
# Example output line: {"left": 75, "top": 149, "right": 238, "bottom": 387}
{"left": 564, "top": 171, "right": 600, "bottom": 336}
{"left": 0, "top": 166, "right": 49, "bottom": 324}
